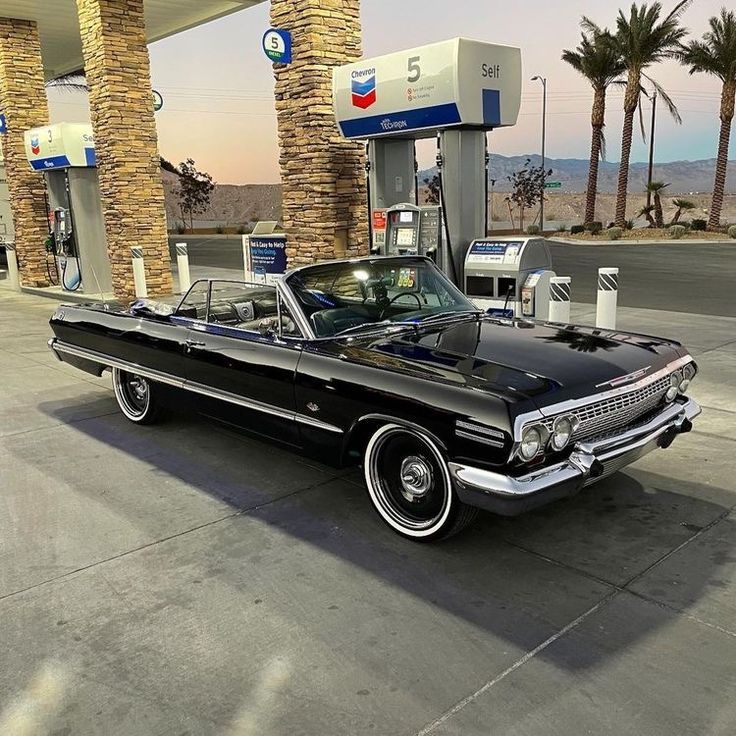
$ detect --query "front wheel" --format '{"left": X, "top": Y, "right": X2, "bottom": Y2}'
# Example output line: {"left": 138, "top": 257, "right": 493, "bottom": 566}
{"left": 111, "top": 367, "right": 165, "bottom": 424}
{"left": 363, "top": 424, "right": 478, "bottom": 541}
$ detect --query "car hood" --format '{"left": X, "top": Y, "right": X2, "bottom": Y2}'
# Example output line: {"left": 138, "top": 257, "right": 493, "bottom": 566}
{"left": 356, "top": 316, "right": 684, "bottom": 407}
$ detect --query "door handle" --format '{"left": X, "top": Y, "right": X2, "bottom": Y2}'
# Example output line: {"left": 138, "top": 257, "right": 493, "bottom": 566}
{"left": 186, "top": 339, "right": 206, "bottom": 348}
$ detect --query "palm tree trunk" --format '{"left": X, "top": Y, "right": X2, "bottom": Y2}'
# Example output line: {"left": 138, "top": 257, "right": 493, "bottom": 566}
{"left": 585, "top": 88, "right": 606, "bottom": 225}
{"left": 708, "top": 81, "right": 735, "bottom": 230}
{"left": 654, "top": 193, "right": 663, "bottom": 228}
{"left": 615, "top": 72, "right": 640, "bottom": 228}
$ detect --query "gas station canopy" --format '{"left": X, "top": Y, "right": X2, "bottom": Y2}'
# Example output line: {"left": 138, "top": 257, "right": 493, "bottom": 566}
{"left": 1, "top": 0, "right": 266, "bottom": 79}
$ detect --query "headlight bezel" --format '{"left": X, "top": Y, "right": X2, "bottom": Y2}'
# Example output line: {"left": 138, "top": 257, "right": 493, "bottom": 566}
{"left": 549, "top": 414, "right": 578, "bottom": 451}
{"left": 518, "top": 424, "right": 548, "bottom": 462}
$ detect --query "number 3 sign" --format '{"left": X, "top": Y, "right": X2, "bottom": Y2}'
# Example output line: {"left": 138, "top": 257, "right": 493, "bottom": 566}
{"left": 262, "top": 28, "right": 292, "bottom": 64}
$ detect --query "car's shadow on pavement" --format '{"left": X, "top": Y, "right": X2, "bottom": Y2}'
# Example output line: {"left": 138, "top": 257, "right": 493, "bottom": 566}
{"left": 32, "top": 392, "right": 736, "bottom": 678}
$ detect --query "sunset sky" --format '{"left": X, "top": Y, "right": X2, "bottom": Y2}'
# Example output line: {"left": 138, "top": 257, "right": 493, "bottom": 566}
{"left": 48, "top": 0, "right": 733, "bottom": 185}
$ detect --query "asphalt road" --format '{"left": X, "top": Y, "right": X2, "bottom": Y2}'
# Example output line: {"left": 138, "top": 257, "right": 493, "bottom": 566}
{"left": 170, "top": 236, "right": 736, "bottom": 318}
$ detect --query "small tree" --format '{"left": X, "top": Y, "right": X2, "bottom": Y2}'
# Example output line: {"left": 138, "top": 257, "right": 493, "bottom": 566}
{"left": 176, "top": 158, "right": 215, "bottom": 231}
{"left": 670, "top": 197, "right": 695, "bottom": 224}
{"left": 423, "top": 174, "right": 441, "bottom": 204}
{"left": 505, "top": 159, "right": 552, "bottom": 232}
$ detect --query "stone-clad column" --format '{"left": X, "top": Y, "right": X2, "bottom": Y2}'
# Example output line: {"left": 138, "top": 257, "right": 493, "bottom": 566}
{"left": 0, "top": 18, "right": 51, "bottom": 287}
{"left": 76, "top": 0, "right": 172, "bottom": 299}
{"left": 270, "top": 0, "right": 368, "bottom": 266}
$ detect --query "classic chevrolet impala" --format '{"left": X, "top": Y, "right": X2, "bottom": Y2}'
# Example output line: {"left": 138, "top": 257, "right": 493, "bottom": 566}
{"left": 49, "top": 255, "right": 701, "bottom": 540}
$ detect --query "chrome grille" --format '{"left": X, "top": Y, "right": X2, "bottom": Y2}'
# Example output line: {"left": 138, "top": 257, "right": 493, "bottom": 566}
{"left": 541, "top": 374, "right": 671, "bottom": 442}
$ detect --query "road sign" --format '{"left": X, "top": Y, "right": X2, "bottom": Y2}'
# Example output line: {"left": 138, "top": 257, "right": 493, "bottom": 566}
{"left": 0, "top": 114, "right": 6, "bottom": 134}
{"left": 544, "top": 181, "right": 562, "bottom": 189}
{"left": 262, "top": 28, "right": 292, "bottom": 64}
{"left": 152, "top": 90, "right": 164, "bottom": 112}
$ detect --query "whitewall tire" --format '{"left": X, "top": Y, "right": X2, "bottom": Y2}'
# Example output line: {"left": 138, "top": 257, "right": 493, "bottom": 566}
{"left": 112, "top": 367, "right": 163, "bottom": 424}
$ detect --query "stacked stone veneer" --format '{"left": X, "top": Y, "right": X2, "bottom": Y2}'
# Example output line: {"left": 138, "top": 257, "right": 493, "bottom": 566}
{"left": 270, "top": 0, "right": 368, "bottom": 266}
{"left": 76, "top": 0, "right": 172, "bottom": 299}
{"left": 0, "top": 18, "right": 51, "bottom": 287}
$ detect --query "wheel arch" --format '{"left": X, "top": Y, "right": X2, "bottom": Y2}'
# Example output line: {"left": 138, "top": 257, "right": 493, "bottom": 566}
{"left": 342, "top": 412, "right": 451, "bottom": 466}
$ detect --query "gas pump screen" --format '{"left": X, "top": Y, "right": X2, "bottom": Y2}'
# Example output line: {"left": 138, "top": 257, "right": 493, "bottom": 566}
{"left": 398, "top": 211, "right": 414, "bottom": 223}
{"left": 396, "top": 228, "right": 415, "bottom": 247}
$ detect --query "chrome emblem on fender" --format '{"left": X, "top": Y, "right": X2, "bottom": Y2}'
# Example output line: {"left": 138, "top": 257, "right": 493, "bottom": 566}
{"left": 306, "top": 402, "right": 320, "bottom": 413}
{"left": 596, "top": 366, "right": 651, "bottom": 388}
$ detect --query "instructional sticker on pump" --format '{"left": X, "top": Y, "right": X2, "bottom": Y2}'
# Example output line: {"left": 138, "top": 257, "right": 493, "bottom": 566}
{"left": 397, "top": 268, "right": 416, "bottom": 289}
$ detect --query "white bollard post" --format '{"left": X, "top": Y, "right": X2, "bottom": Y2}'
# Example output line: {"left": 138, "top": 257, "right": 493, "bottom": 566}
{"left": 5, "top": 243, "right": 21, "bottom": 292}
{"left": 596, "top": 267, "right": 619, "bottom": 329}
{"left": 242, "top": 234, "right": 251, "bottom": 281}
{"left": 131, "top": 246, "right": 147, "bottom": 298}
{"left": 175, "top": 242, "right": 191, "bottom": 293}
{"left": 548, "top": 276, "right": 571, "bottom": 323}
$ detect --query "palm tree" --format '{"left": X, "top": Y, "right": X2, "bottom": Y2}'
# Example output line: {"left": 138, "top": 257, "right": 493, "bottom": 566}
{"left": 646, "top": 180, "right": 670, "bottom": 226}
{"left": 680, "top": 9, "right": 736, "bottom": 229}
{"left": 613, "top": 1, "right": 691, "bottom": 227}
{"left": 638, "top": 203, "right": 656, "bottom": 227}
{"left": 562, "top": 27, "right": 625, "bottom": 225}
{"left": 670, "top": 197, "right": 695, "bottom": 224}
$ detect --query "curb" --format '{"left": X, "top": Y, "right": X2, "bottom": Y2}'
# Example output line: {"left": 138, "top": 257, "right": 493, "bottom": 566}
{"left": 549, "top": 237, "right": 730, "bottom": 246}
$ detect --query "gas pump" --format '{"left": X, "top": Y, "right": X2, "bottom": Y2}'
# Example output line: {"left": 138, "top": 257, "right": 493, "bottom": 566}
{"left": 25, "top": 122, "right": 112, "bottom": 294}
{"left": 333, "top": 37, "right": 522, "bottom": 287}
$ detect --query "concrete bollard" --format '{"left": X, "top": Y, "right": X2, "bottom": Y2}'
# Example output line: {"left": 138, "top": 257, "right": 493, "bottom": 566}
{"left": 548, "top": 276, "right": 571, "bottom": 323}
{"left": 175, "top": 242, "right": 191, "bottom": 293}
{"left": 131, "top": 246, "right": 148, "bottom": 298}
{"left": 5, "top": 242, "right": 21, "bottom": 292}
{"left": 596, "top": 267, "right": 619, "bottom": 329}
{"left": 242, "top": 234, "right": 251, "bottom": 281}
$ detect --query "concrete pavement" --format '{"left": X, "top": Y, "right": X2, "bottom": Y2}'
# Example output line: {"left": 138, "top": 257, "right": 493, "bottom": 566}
{"left": 1, "top": 282, "right": 735, "bottom": 735}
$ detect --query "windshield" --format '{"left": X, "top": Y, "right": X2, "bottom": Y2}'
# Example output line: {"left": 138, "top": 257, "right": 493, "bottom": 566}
{"left": 285, "top": 257, "right": 477, "bottom": 337}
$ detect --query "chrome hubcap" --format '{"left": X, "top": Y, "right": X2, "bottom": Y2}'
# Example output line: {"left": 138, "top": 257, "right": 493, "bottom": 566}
{"left": 129, "top": 376, "right": 148, "bottom": 401}
{"left": 399, "top": 455, "right": 433, "bottom": 501}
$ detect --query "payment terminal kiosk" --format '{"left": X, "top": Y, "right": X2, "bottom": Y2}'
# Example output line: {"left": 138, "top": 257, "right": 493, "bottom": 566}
{"left": 463, "top": 237, "right": 556, "bottom": 319}
{"left": 374, "top": 202, "right": 444, "bottom": 263}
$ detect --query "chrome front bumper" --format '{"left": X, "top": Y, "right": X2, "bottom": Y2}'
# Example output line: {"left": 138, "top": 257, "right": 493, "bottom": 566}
{"left": 449, "top": 398, "right": 701, "bottom": 516}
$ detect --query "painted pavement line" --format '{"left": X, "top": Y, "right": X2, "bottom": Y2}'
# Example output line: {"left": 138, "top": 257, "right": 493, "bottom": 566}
{"left": 415, "top": 506, "right": 733, "bottom": 735}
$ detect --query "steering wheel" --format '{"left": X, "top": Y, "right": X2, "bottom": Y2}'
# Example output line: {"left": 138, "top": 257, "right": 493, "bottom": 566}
{"left": 380, "top": 292, "right": 423, "bottom": 320}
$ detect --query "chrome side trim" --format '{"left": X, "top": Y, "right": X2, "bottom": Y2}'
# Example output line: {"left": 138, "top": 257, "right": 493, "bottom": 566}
{"left": 455, "top": 429, "right": 505, "bottom": 448}
{"left": 49, "top": 339, "right": 343, "bottom": 434}
{"left": 512, "top": 355, "right": 696, "bottom": 441}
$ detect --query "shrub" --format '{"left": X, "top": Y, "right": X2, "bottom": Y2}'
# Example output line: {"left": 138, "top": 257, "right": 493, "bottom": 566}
{"left": 526, "top": 224, "right": 540, "bottom": 235}
{"left": 570, "top": 224, "right": 585, "bottom": 235}
{"left": 554, "top": 224, "right": 568, "bottom": 233}
{"left": 691, "top": 218, "right": 707, "bottom": 231}
{"left": 215, "top": 225, "right": 225, "bottom": 234}
{"left": 728, "top": 225, "right": 736, "bottom": 239}
{"left": 625, "top": 219, "right": 635, "bottom": 230}
{"left": 669, "top": 224, "right": 687, "bottom": 240}
{"left": 585, "top": 221, "right": 603, "bottom": 235}
{"left": 605, "top": 227, "right": 623, "bottom": 241}
{"left": 176, "top": 223, "right": 186, "bottom": 235}
{"left": 237, "top": 224, "right": 248, "bottom": 235}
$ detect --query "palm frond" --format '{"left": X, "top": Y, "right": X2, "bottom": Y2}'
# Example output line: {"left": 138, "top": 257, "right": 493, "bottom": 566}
{"left": 642, "top": 73, "right": 682, "bottom": 123}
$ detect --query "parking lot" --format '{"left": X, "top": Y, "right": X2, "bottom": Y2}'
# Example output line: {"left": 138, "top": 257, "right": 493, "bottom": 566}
{"left": 1, "top": 266, "right": 735, "bottom": 734}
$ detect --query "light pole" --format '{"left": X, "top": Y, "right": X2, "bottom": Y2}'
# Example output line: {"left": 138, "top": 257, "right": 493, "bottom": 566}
{"left": 531, "top": 75, "right": 547, "bottom": 233}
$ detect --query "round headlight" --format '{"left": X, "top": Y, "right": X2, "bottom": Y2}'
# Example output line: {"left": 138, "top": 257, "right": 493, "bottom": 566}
{"left": 519, "top": 426, "right": 543, "bottom": 461}
{"left": 550, "top": 416, "right": 574, "bottom": 451}
{"left": 665, "top": 372, "right": 681, "bottom": 402}
{"left": 678, "top": 378, "right": 690, "bottom": 393}
{"left": 682, "top": 362, "right": 696, "bottom": 381}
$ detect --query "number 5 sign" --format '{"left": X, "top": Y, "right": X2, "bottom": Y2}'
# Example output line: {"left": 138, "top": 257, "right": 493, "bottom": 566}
{"left": 262, "top": 28, "right": 292, "bottom": 64}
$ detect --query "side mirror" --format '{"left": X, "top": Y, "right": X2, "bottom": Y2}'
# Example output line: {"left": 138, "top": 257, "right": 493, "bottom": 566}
{"left": 258, "top": 317, "right": 278, "bottom": 337}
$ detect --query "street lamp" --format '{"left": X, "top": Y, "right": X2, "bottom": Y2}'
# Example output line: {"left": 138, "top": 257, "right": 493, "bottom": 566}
{"left": 531, "top": 75, "right": 547, "bottom": 233}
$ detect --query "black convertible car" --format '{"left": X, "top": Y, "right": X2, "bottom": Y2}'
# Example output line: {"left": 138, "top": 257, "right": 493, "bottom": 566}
{"left": 49, "top": 255, "right": 700, "bottom": 540}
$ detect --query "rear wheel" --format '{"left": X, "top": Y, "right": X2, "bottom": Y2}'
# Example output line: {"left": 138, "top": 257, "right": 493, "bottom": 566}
{"left": 363, "top": 424, "right": 478, "bottom": 540}
{"left": 112, "top": 367, "right": 164, "bottom": 424}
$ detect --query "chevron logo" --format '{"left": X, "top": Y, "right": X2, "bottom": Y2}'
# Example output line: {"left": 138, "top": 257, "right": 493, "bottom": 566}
{"left": 351, "top": 71, "right": 376, "bottom": 109}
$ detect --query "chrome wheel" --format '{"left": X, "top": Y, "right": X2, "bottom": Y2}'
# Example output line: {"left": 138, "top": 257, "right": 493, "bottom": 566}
{"left": 112, "top": 367, "right": 153, "bottom": 422}
{"left": 364, "top": 424, "right": 453, "bottom": 538}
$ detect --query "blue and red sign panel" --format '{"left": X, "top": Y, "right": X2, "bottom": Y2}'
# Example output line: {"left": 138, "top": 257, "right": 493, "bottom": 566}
{"left": 351, "top": 71, "right": 376, "bottom": 109}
